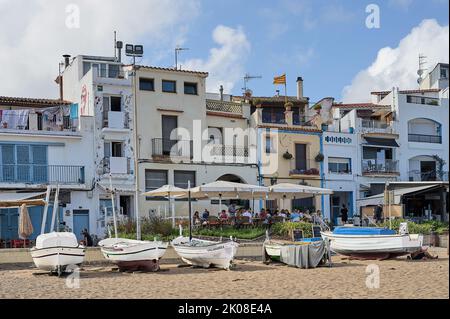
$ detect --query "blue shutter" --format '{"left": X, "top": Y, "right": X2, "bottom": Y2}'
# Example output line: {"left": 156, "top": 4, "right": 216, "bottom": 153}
{"left": 16, "top": 145, "right": 31, "bottom": 182}
{"left": 31, "top": 145, "right": 48, "bottom": 183}
{"left": 1, "top": 145, "right": 15, "bottom": 182}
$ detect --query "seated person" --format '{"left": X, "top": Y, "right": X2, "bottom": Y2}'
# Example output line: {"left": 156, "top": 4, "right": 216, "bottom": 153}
{"left": 242, "top": 209, "right": 253, "bottom": 223}
{"left": 193, "top": 211, "right": 201, "bottom": 225}
{"left": 202, "top": 209, "right": 210, "bottom": 221}
{"left": 290, "top": 210, "right": 300, "bottom": 222}
{"left": 219, "top": 210, "right": 228, "bottom": 220}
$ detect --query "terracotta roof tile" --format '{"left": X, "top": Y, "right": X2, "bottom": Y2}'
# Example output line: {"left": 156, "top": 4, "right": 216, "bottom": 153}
{"left": 131, "top": 65, "right": 209, "bottom": 76}
{"left": 0, "top": 96, "right": 72, "bottom": 108}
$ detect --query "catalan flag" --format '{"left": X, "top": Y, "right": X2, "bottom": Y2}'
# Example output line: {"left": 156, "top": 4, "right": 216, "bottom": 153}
{"left": 273, "top": 73, "right": 286, "bottom": 85}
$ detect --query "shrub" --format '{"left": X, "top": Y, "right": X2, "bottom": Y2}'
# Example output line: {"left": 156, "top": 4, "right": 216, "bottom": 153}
{"left": 272, "top": 222, "right": 313, "bottom": 238}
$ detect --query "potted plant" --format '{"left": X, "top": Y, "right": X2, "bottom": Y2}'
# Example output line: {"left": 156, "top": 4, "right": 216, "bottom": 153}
{"left": 315, "top": 153, "right": 324, "bottom": 162}
{"left": 313, "top": 104, "right": 322, "bottom": 114}
{"left": 284, "top": 102, "right": 293, "bottom": 111}
{"left": 283, "top": 151, "right": 293, "bottom": 160}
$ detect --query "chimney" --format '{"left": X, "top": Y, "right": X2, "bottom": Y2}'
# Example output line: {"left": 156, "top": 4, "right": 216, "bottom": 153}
{"left": 116, "top": 41, "right": 123, "bottom": 62}
{"left": 219, "top": 85, "right": 224, "bottom": 101}
{"left": 63, "top": 54, "right": 71, "bottom": 69}
{"left": 296, "top": 77, "right": 303, "bottom": 100}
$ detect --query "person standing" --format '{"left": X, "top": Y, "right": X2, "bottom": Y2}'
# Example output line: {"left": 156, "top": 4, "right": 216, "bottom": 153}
{"left": 340, "top": 204, "right": 349, "bottom": 224}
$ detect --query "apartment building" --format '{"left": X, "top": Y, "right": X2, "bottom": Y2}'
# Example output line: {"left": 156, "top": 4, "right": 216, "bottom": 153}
{"left": 129, "top": 65, "right": 259, "bottom": 220}
{"left": 242, "top": 78, "right": 325, "bottom": 213}
{"left": 60, "top": 54, "right": 135, "bottom": 237}
{"left": 0, "top": 96, "right": 95, "bottom": 242}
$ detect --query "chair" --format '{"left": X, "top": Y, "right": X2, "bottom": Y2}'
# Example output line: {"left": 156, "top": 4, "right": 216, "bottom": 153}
{"left": 208, "top": 216, "right": 221, "bottom": 228}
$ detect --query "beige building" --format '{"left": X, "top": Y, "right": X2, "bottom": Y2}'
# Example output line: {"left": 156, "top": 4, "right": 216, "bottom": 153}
{"left": 129, "top": 65, "right": 259, "bottom": 220}
{"left": 238, "top": 77, "right": 325, "bottom": 213}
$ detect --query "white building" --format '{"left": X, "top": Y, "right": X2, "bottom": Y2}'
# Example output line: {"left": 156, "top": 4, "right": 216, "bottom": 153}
{"left": 321, "top": 62, "right": 449, "bottom": 223}
{"left": 0, "top": 96, "right": 95, "bottom": 242}
{"left": 60, "top": 54, "right": 136, "bottom": 237}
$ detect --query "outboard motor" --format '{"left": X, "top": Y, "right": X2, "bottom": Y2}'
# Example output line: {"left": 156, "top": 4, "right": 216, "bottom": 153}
{"left": 399, "top": 222, "right": 409, "bottom": 235}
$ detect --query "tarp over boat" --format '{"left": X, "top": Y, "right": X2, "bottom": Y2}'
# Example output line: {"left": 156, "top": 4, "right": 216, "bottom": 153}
{"left": 279, "top": 241, "right": 326, "bottom": 269}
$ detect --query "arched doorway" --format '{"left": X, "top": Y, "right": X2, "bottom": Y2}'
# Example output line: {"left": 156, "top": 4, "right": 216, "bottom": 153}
{"left": 216, "top": 174, "right": 247, "bottom": 184}
{"left": 214, "top": 174, "right": 249, "bottom": 209}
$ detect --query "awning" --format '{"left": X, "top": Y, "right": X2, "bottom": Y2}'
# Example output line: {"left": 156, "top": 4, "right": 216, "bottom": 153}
{"left": 364, "top": 137, "right": 399, "bottom": 147}
{"left": 0, "top": 192, "right": 46, "bottom": 208}
{"left": 356, "top": 185, "right": 440, "bottom": 207}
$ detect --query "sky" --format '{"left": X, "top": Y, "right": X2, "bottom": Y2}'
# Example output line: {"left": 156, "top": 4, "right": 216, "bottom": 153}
{"left": 0, "top": 0, "right": 448, "bottom": 104}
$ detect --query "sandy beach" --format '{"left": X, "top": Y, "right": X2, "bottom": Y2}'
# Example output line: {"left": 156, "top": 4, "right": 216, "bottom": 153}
{"left": 0, "top": 247, "right": 448, "bottom": 299}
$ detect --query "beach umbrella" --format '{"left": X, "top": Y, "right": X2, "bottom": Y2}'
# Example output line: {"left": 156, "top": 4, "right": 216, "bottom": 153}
{"left": 268, "top": 183, "right": 334, "bottom": 199}
{"left": 142, "top": 185, "right": 188, "bottom": 227}
{"left": 18, "top": 204, "right": 34, "bottom": 246}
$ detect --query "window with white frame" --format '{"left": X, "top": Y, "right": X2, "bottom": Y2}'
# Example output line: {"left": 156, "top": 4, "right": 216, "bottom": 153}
{"left": 328, "top": 157, "right": 351, "bottom": 174}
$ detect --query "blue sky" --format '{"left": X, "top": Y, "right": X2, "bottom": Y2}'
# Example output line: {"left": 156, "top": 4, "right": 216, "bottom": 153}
{"left": 0, "top": 0, "right": 448, "bottom": 102}
{"left": 179, "top": 0, "right": 449, "bottom": 103}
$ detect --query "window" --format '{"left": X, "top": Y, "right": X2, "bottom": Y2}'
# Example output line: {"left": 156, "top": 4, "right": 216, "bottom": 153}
{"left": 108, "top": 64, "right": 120, "bottom": 78}
{"left": 441, "top": 67, "right": 448, "bottom": 79}
{"left": 184, "top": 82, "right": 198, "bottom": 95}
{"left": 162, "top": 80, "right": 176, "bottom": 93}
{"left": 145, "top": 170, "right": 168, "bottom": 199}
{"left": 82, "top": 62, "right": 91, "bottom": 76}
{"left": 104, "top": 142, "right": 123, "bottom": 158}
{"left": 328, "top": 157, "right": 351, "bottom": 174}
{"left": 174, "top": 171, "right": 196, "bottom": 189}
{"left": 406, "top": 95, "right": 439, "bottom": 106}
{"left": 110, "top": 96, "right": 122, "bottom": 112}
{"left": 139, "top": 78, "right": 154, "bottom": 91}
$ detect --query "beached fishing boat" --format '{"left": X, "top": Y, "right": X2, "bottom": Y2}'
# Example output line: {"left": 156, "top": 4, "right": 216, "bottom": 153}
{"left": 171, "top": 235, "right": 239, "bottom": 270}
{"left": 31, "top": 232, "right": 85, "bottom": 275}
{"left": 321, "top": 225, "right": 423, "bottom": 260}
{"left": 98, "top": 238, "right": 168, "bottom": 272}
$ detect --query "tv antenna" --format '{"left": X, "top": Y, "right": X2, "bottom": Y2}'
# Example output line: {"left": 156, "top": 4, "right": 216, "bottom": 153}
{"left": 242, "top": 73, "right": 262, "bottom": 93}
{"left": 175, "top": 46, "right": 189, "bottom": 70}
{"left": 417, "top": 54, "right": 427, "bottom": 85}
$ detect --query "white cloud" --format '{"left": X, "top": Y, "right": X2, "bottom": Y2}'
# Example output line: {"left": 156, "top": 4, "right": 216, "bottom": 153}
{"left": 342, "top": 19, "right": 449, "bottom": 102}
{"left": 0, "top": 0, "right": 201, "bottom": 98}
{"left": 182, "top": 25, "right": 251, "bottom": 94}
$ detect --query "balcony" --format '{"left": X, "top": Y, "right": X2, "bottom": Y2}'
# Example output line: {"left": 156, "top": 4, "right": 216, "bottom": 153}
{"left": 102, "top": 157, "right": 131, "bottom": 175}
{"left": 151, "top": 138, "right": 193, "bottom": 160}
{"left": 362, "top": 159, "right": 399, "bottom": 176}
{"left": 408, "top": 170, "right": 449, "bottom": 182}
{"left": 0, "top": 164, "right": 85, "bottom": 185}
{"left": 408, "top": 134, "right": 442, "bottom": 144}
{"left": 289, "top": 159, "right": 321, "bottom": 177}
{"left": 102, "top": 111, "right": 129, "bottom": 130}
{"left": 1, "top": 112, "right": 79, "bottom": 136}
{"left": 360, "top": 119, "right": 395, "bottom": 134}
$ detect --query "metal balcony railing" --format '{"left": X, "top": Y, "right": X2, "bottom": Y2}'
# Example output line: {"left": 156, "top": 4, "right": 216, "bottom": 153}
{"left": 408, "top": 134, "right": 442, "bottom": 144}
{"left": 151, "top": 138, "right": 193, "bottom": 158}
{"left": 289, "top": 159, "right": 321, "bottom": 176}
{"left": 408, "top": 170, "right": 449, "bottom": 182}
{"left": 362, "top": 159, "right": 399, "bottom": 174}
{"left": 0, "top": 164, "right": 85, "bottom": 184}
{"left": 209, "top": 144, "right": 249, "bottom": 157}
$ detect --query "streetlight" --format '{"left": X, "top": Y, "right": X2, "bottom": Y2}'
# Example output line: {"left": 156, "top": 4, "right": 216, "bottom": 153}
{"left": 126, "top": 43, "right": 144, "bottom": 240}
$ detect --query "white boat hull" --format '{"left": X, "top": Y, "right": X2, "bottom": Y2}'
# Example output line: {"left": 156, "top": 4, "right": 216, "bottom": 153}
{"left": 99, "top": 238, "right": 168, "bottom": 271}
{"left": 30, "top": 246, "right": 85, "bottom": 272}
{"left": 321, "top": 231, "right": 423, "bottom": 259}
{"left": 172, "top": 237, "right": 239, "bottom": 270}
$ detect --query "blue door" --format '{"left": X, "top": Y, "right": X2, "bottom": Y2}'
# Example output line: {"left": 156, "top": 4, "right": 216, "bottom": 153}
{"left": 73, "top": 210, "right": 89, "bottom": 241}
{"left": 0, "top": 208, "right": 19, "bottom": 241}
